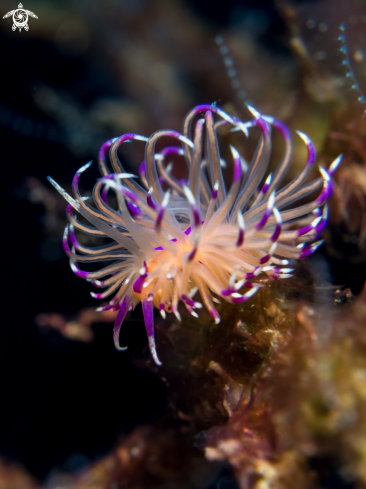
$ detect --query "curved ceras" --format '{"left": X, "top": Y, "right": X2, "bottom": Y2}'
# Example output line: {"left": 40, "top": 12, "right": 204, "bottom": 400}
{"left": 48, "top": 104, "right": 341, "bottom": 365}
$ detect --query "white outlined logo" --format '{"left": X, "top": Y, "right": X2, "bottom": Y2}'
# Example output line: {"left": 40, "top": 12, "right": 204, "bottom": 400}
{"left": 3, "top": 3, "right": 38, "bottom": 31}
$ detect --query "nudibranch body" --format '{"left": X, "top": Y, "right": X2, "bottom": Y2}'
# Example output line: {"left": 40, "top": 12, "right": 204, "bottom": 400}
{"left": 49, "top": 104, "right": 341, "bottom": 365}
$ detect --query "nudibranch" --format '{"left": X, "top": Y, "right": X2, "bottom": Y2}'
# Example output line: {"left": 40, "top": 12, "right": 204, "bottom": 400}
{"left": 48, "top": 104, "right": 341, "bottom": 365}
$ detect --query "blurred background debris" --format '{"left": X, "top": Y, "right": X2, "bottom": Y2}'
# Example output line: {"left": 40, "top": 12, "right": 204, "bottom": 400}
{"left": 1, "top": 0, "right": 366, "bottom": 487}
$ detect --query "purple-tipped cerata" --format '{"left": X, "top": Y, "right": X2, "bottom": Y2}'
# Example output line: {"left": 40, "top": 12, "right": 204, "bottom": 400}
{"left": 48, "top": 103, "right": 341, "bottom": 365}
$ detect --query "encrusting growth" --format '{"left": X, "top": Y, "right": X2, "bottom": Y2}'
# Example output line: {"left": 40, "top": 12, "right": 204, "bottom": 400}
{"left": 48, "top": 103, "right": 341, "bottom": 365}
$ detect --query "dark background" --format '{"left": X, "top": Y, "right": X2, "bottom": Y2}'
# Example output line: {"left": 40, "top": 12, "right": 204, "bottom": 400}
{"left": 0, "top": 0, "right": 363, "bottom": 484}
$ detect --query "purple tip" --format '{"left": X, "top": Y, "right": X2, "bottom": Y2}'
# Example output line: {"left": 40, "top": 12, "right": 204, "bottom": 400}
{"left": 259, "top": 254, "right": 271, "bottom": 265}
{"left": 231, "top": 295, "right": 247, "bottom": 305}
{"left": 122, "top": 187, "right": 139, "bottom": 205}
{"left": 155, "top": 207, "right": 165, "bottom": 230}
{"left": 100, "top": 174, "right": 115, "bottom": 181}
{"left": 98, "top": 139, "right": 113, "bottom": 161}
{"left": 236, "top": 229, "right": 245, "bottom": 247}
{"left": 193, "top": 206, "right": 201, "bottom": 227}
{"left": 211, "top": 187, "right": 218, "bottom": 200}
{"left": 296, "top": 131, "right": 316, "bottom": 167}
{"left": 300, "top": 248, "right": 314, "bottom": 259}
{"left": 316, "top": 185, "right": 332, "bottom": 205}
{"left": 245, "top": 267, "right": 260, "bottom": 280}
{"left": 254, "top": 117, "right": 270, "bottom": 137}
{"left": 139, "top": 160, "right": 146, "bottom": 176}
{"left": 209, "top": 308, "right": 220, "bottom": 322}
{"left": 256, "top": 209, "right": 271, "bottom": 231}
{"left": 72, "top": 171, "right": 81, "bottom": 188}
{"left": 165, "top": 130, "right": 181, "bottom": 139}
{"left": 68, "top": 226, "right": 79, "bottom": 249}
{"left": 194, "top": 104, "right": 214, "bottom": 116}
{"left": 142, "top": 299, "right": 162, "bottom": 366}
{"left": 126, "top": 200, "right": 142, "bottom": 218}
{"left": 188, "top": 247, "right": 197, "bottom": 261}
{"left": 113, "top": 296, "right": 131, "bottom": 351}
{"left": 233, "top": 156, "right": 241, "bottom": 183}
{"left": 161, "top": 146, "right": 182, "bottom": 157}
{"left": 114, "top": 133, "right": 139, "bottom": 146}
{"left": 221, "top": 287, "right": 235, "bottom": 297}
{"left": 101, "top": 187, "right": 108, "bottom": 204}
{"left": 306, "top": 143, "right": 316, "bottom": 166}
{"left": 133, "top": 271, "right": 148, "bottom": 294}
{"left": 272, "top": 119, "right": 291, "bottom": 143}
{"left": 147, "top": 192, "right": 158, "bottom": 210}
{"left": 91, "top": 292, "right": 105, "bottom": 299}
{"left": 271, "top": 223, "right": 281, "bottom": 242}
{"left": 62, "top": 230, "right": 71, "bottom": 255}
{"left": 297, "top": 224, "right": 314, "bottom": 237}
{"left": 299, "top": 241, "right": 324, "bottom": 258}
{"left": 315, "top": 218, "right": 327, "bottom": 233}
{"left": 66, "top": 204, "right": 74, "bottom": 219}
{"left": 71, "top": 263, "right": 90, "bottom": 279}
{"left": 181, "top": 295, "right": 196, "bottom": 307}
{"left": 97, "top": 303, "right": 116, "bottom": 312}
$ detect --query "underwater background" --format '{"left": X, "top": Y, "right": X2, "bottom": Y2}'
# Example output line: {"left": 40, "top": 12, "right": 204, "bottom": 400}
{"left": 1, "top": 0, "right": 366, "bottom": 488}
